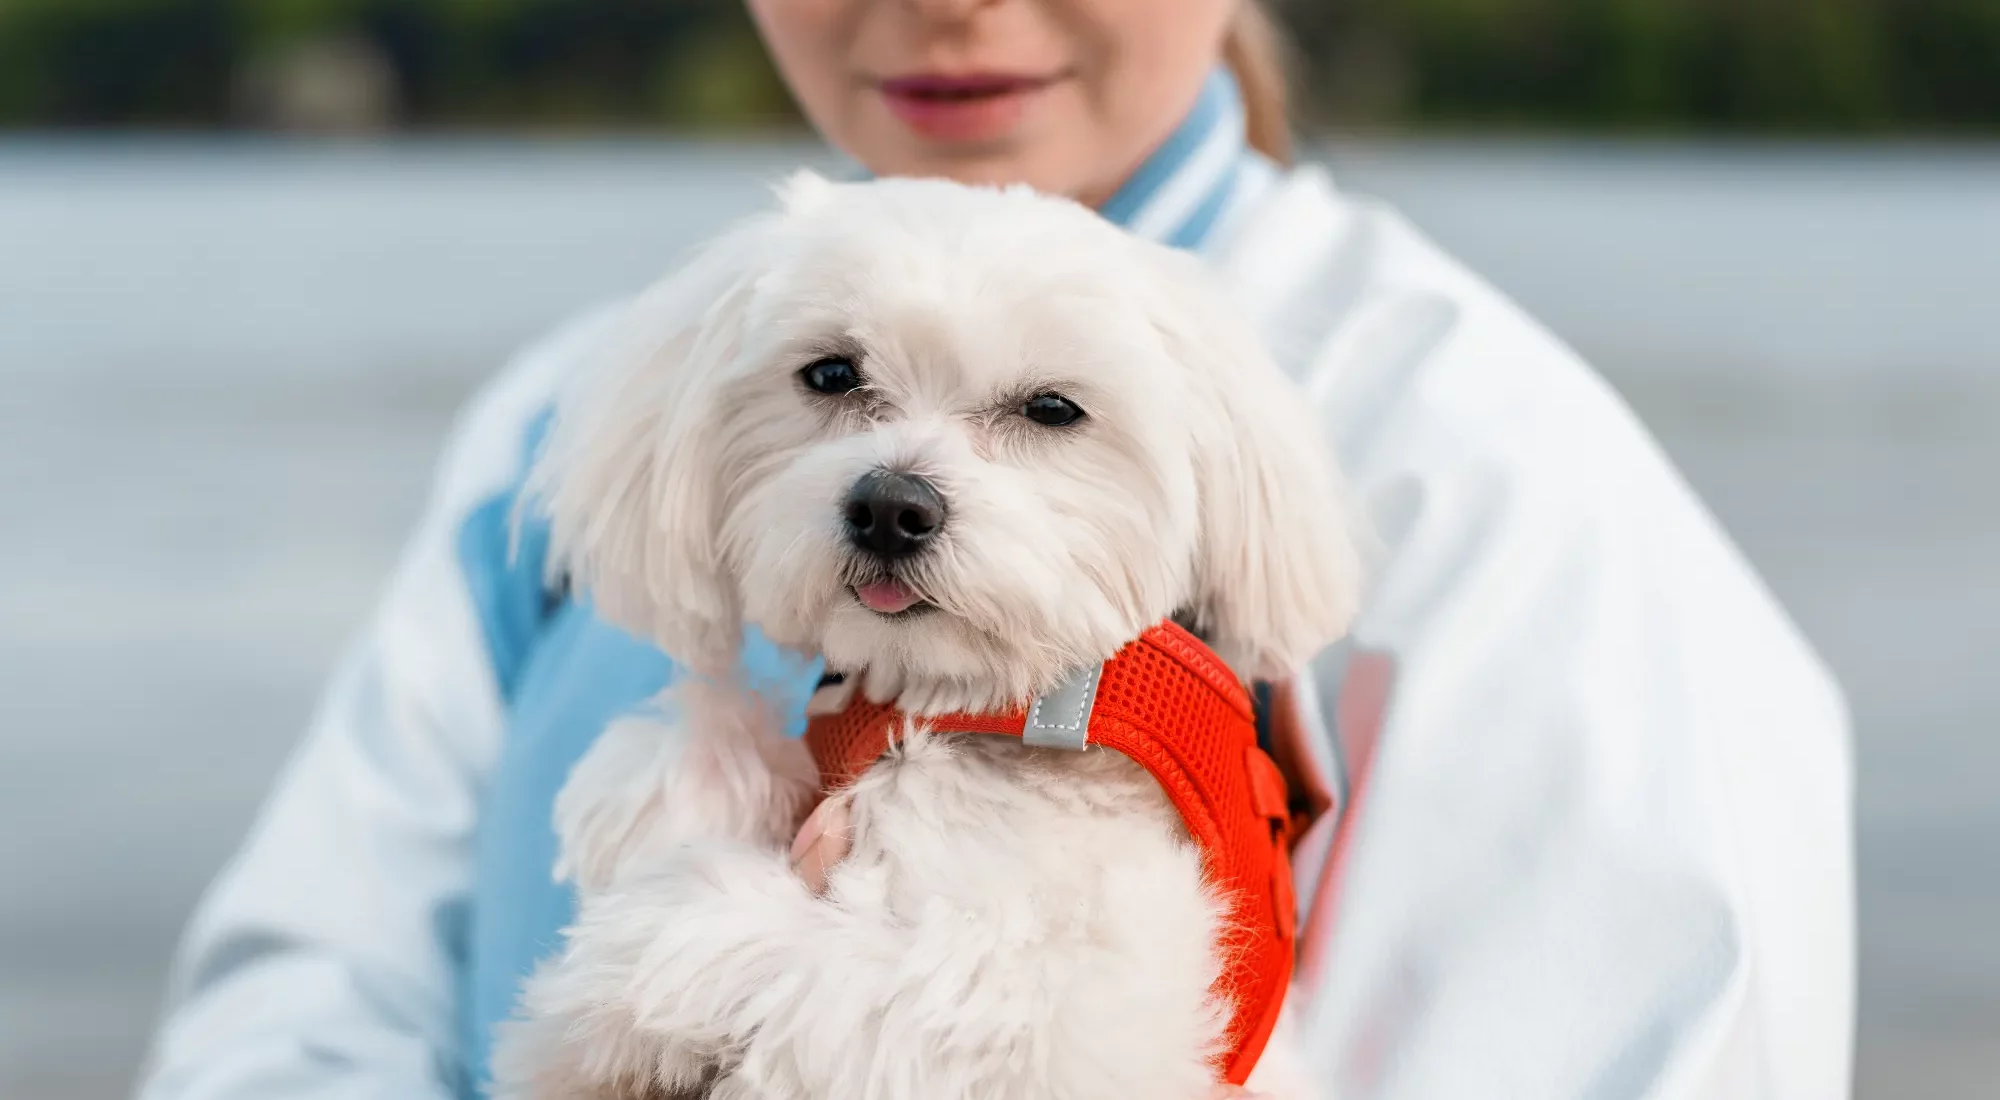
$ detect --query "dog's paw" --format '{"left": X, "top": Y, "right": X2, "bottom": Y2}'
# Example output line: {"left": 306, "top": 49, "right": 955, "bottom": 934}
{"left": 508, "top": 841, "right": 821, "bottom": 1100}
{"left": 555, "top": 682, "right": 817, "bottom": 892}
{"left": 497, "top": 943, "right": 734, "bottom": 1100}
{"left": 553, "top": 712, "right": 691, "bottom": 892}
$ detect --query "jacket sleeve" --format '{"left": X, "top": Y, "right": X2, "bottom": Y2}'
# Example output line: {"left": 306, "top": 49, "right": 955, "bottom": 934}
{"left": 1284, "top": 237, "right": 1854, "bottom": 1100}
{"left": 134, "top": 306, "right": 624, "bottom": 1100}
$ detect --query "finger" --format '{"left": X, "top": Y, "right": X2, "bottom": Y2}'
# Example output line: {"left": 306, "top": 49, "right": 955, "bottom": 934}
{"left": 788, "top": 798, "right": 852, "bottom": 895}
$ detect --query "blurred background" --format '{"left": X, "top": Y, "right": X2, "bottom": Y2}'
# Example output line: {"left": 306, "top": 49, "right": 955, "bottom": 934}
{"left": 0, "top": 2, "right": 1994, "bottom": 1098}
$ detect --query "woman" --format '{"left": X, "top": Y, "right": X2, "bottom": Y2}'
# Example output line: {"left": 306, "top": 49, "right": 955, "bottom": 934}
{"left": 138, "top": 3, "right": 1854, "bottom": 1099}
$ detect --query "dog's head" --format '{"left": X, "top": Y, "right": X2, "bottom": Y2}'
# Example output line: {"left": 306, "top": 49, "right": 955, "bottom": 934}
{"left": 532, "top": 173, "right": 1360, "bottom": 711}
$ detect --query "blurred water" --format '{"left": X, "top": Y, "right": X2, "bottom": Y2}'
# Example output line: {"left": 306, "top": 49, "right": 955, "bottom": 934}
{"left": 1, "top": 138, "right": 1995, "bottom": 1100}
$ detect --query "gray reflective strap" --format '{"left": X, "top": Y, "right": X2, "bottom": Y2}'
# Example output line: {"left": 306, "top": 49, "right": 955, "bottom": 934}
{"left": 1022, "top": 662, "right": 1104, "bottom": 750}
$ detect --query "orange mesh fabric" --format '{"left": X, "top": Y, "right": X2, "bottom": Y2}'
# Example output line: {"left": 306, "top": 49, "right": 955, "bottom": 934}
{"left": 803, "top": 621, "right": 1296, "bottom": 1087}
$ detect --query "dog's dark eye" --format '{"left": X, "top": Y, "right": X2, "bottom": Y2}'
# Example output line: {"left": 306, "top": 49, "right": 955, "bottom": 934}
{"left": 801, "top": 356, "right": 863, "bottom": 395}
{"left": 1022, "top": 393, "right": 1085, "bottom": 427}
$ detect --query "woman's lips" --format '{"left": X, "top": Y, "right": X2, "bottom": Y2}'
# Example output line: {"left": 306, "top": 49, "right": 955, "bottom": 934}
{"left": 876, "top": 72, "right": 1059, "bottom": 143}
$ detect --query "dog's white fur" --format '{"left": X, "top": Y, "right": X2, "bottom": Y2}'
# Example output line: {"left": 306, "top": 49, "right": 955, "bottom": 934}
{"left": 493, "top": 174, "right": 1360, "bottom": 1100}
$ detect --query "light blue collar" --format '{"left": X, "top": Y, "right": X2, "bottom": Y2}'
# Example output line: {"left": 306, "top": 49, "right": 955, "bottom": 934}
{"left": 1097, "top": 68, "right": 1251, "bottom": 251}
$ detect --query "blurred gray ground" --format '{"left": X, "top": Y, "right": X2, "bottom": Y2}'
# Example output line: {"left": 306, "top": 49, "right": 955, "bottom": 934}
{"left": 1, "top": 140, "right": 1995, "bottom": 1099}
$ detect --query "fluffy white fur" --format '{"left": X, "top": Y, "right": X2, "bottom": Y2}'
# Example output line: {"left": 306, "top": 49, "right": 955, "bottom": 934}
{"left": 494, "top": 174, "right": 1360, "bottom": 1100}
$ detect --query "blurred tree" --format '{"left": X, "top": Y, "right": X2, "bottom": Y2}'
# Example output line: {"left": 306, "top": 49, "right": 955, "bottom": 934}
{"left": 0, "top": 0, "right": 795, "bottom": 131}
{"left": 0, "top": 0, "right": 236, "bottom": 126}
{"left": 236, "top": 32, "right": 399, "bottom": 132}
{"left": 1280, "top": 0, "right": 1996, "bottom": 133}
{"left": 0, "top": 0, "right": 1992, "bottom": 134}
{"left": 1884, "top": 0, "right": 2000, "bottom": 126}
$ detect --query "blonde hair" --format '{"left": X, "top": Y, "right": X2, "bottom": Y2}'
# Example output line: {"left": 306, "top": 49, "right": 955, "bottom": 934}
{"left": 1222, "top": 2, "right": 1293, "bottom": 164}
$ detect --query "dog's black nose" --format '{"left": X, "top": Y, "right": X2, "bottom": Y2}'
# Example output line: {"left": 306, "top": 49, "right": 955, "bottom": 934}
{"left": 844, "top": 470, "right": 945, "bottom": 558}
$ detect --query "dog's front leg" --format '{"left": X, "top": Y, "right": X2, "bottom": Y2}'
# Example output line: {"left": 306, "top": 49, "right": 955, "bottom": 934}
{"left": 553, "top": 678, "right": 817, "bottom": 893}
{"left": 498, "top": 841, "right": 825, "bottom": 1100}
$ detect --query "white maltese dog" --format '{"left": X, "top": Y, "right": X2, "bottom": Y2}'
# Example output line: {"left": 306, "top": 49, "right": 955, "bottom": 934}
{"left": 493, "top": 172, "right": 1361, "bottom": 1100}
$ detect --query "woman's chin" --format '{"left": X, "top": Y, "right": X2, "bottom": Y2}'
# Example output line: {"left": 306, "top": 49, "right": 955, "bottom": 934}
{"left": 855, "top": 96, "right": 1082, "bottom": 187}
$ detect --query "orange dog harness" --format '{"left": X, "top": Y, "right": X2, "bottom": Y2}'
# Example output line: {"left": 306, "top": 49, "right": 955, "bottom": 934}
{"left": 803, "top": 621, "right": 1297, "bottom": 1086}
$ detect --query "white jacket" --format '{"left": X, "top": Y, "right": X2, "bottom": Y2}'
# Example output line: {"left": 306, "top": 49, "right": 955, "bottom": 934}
{"left": 137, "top": 163, "right": 1854, "bottom": 1100}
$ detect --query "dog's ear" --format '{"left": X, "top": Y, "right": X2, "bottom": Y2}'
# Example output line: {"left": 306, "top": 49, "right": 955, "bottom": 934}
{"left": 527, "top": 223, "right": 771, "bottom": 676}
{"left": 1144, "top": 251, "right": 1364, "bottom": 679}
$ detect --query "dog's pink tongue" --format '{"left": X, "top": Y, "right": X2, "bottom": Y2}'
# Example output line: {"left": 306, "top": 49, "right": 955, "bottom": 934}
{"left": 855, "top": 579, "right": 921, "bottom": 614}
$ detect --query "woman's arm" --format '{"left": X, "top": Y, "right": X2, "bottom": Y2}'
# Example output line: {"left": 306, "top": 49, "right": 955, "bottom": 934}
{"left": 1285, "top": 239, "right": 1854, "bottom": 1099}
{"left": 135, "top": 306, "right": 626, "bottom": 1100}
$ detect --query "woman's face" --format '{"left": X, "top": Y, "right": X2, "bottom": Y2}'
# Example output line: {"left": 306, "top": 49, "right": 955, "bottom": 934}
{"left": 745, "top": 0, "right": 1235, "bottom": 207}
